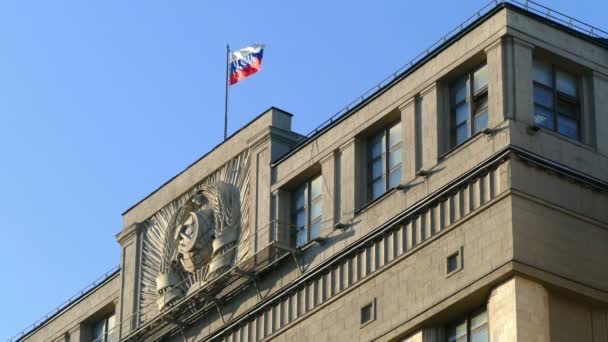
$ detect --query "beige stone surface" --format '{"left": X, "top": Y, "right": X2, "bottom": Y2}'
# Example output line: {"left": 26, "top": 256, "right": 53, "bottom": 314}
{"left": 23, "top": 274, "right": 120, "bottom": 342}
{"left": 17, "top": 4, "right": 608, "bottom": 342}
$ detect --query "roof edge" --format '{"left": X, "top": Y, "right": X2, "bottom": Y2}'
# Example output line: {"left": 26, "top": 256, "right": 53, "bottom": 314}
{"left": 271, "top": 1, "right": 607, "bottom": 166}
{"left": 13, "top": 268, "right": 120, "bottom": 342}
{"left": 122, "top": 106, "right": 294, "bottom": 216}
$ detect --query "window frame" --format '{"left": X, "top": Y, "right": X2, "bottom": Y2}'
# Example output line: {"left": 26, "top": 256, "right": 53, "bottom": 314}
{"left": 366, "top": 121, "right": 403, "bottom": 203}
{"left": 532, "top": 60, "right": 581, "bottom": 140}
{"left": 92, "top": 313, "right": 115, "bottom": 342}
{"left": 450, "top": 63, "right": 489, "bottom": 147}
{"left": 359, "top": 298, "right": 377, "bottom": 328}
{"left": 445, "top": 247, "right": 463, "bottom": 277}
{"left": 446, "top": 307, "right": 488, "bottom": 342}
{"left": 291, "top": 175, "right": 322, "bottom": 247}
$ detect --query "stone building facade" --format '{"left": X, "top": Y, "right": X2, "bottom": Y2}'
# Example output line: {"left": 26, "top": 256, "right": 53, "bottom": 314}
{"left": 12, "top": 2, "right": 608, "bottom": 342}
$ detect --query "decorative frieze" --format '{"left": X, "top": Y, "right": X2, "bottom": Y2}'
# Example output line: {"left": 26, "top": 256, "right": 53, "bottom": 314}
{"left": 209, "top": 157, "right": 506, "bottom": 342}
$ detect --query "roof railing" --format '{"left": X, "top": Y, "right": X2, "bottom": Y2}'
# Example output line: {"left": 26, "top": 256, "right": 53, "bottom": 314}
{"left": 9, "top": 0, "right": 608, "bottom": 340}
{"left": 8, "top": 265, "right": 120, "bottom": 342}
{"left": 297, "top": 0, "right": 606, "bottom": 144}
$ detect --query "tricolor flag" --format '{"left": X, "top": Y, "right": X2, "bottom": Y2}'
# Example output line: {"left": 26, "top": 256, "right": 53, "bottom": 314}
{"left": 229, "top": 44, "right": 265, "bottom": 85}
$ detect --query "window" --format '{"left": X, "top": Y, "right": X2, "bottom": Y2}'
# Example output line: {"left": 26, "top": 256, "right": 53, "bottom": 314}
{"left": 446, "top": 308, "right": 488, "bottom": 342}
{"left": 92, "top": 314, "right": 115, "bottom": 342}
{"left": 361, "top": 303, "right": 373, "bottom": 325}
{"left": 447, "top": 253, "right": 459, "bottom": 274}
{"left": 292, "top": 175, "right": 322, "bottom": 247}
{"left": 367, "top": 121, "right": 402, "bottom": 201}
{"left": 446, "top": 247, "right": 463, "bottom": 277}
{"left": 533, "top": 59, "right": 580, "bottom": 140}
{"left": 360, "top": 299, "right": 376, "bottom": 326}
{"left": 450, "top": 64, "right": 489, "bottom": 146}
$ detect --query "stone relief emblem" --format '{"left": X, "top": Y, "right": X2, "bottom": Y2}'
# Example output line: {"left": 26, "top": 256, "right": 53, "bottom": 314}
{"left": 139, "top": 152, "right": 250, "bottom": 314}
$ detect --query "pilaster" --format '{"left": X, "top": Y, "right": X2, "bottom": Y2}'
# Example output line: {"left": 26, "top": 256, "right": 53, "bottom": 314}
{"left": 320, "top": 151, "right": 337, "bottom": 235}
{"left": 420, "top": 83, "right": 439, "bottom": 170}
{"left": 247, "top": 129, "right": 273, "bottom": 253}
{"left": 116, "top": 222, "right": 143, "bottom": 338}
{"left": 338, "top": 137, "right": 359, "bottom": 221}
{"left": 511, "top": 37, "right": 535, "bottom": 126}
{"left": 488, "top": 276, "right": 550, "bottom": 342}
{"left": 67, "top": 324, "right": 83, "bottom": 342}
{"left": 592, "top": 71, "right": 608, "bottom": 156}
{"left": 274, "top": 189, "right": 291, "bottom": 245}
{"left": 485, "top": 37, "right": 508, "bottom": 127}
{"left": 400, "top": 97, "right": 417, "bottom": 183}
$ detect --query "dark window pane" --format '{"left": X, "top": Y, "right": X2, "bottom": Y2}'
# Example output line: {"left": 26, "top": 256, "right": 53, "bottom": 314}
{"left": 471, "top": 310, "right": 489, "bottom": 342}
{"left": 388, "top": 148, "right": 402, "bottom": 169}
{"left": 310, "top": 200, "right": 322, "bottom": 220}
{"left": 371, "top": 159, "right": 384, "bottom": 179}
{"left": 474, "top": 93, "right": 488, "bottom": 114}
{"left": 473, "top": 111, "right": 488, "bottom": 134}
{"left": 296, "top": 226, "right": 307, "bottom": 246}
{"left": 471, "top": 310, "right": 488, "bottom": 329}
{"left": 310, "top": 176, "right": 322, "bottom": 199}
{"left": 361, "top": 304, "right": 373, "bottom": 324}
{"left": 556, "top": 69, "right": 577, "bottom": 97}
{"left": 557, "top": 115, "right": 579, "bottom": 140}
{"left": 310, "top": 220, "right": 321, "bottom": 240}
{"left": 557, "top": 99, "right": 577, "bottom": 117}
{"left": 456, "top": 123, "right": 470, "bottom": 145}
{"left": 389, "top": 168, "right": 401, "bottom": 188}
{"left": 369, "top": 134, "right": 385, "bottom": 158}
{"left": 93, "top": 320, "right": 105, "bottom": 342}
{"left": 447, "top": 253, "right": 459, "bottom": 273}
{"left": 534, "top": 105, "right": 555, "bottom": 130}
{"left": 389, "top": 123, "right": 402, "bottom": 147}
{"left": 452, "top": 76, "right": 468, "bottom": 104}
{"left": 533, "top": 85, "right": 554, "bottom": 109}
{"left": 473, "top": 64, "right": 488, "bottom": 93}
{"left": 293, "top": 186, "right": 306, "bottom": 209}
{"left": 296, "top": 211, "right": 306, "bottom": 228}
{"left": 471, "top": 328, "right": 488, "bottom": 342}
{"left": 455, "top": 103, "right": 469, "bottom": 125}
{"left": 533, "top": 59, "right": 552, "bottom": 87}
{"left": 372, "top": 178, "right": 386, "bottom": 200}
{"left": 447, "top": 321, "right": 468, "bottom": 342}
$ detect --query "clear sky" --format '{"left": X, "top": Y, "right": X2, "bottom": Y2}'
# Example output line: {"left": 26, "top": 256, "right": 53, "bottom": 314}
{"left": 0, "top": 0, "right": 605, "bottom": 339}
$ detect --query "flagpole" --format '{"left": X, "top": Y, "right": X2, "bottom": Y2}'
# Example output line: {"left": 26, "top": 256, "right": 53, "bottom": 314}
{"left": 224, "top": 44, "right": 230, "bottom": 141}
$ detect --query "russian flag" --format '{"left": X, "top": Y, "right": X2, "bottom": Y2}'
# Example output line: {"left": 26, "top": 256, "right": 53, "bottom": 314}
{"left": 229, "top": 44, "right": 264, "bottom": 86}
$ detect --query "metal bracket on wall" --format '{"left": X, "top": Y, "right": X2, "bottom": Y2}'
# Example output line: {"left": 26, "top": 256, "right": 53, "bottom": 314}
{"left": 292, "top": 251, "right": 304, "bottom": 275}
{"left": 273, "top": 242, "right": 304, "bottom": 275}
{"left": 235, "top": 267, "right": 263, "bottom": 301}
{"left": 200, "top": 292, "right": 226, "bottom": 324}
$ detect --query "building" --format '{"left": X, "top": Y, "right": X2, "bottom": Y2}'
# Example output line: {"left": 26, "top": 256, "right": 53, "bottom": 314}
{"left": 10, "top": 1, "right": 608, "bottom": 341}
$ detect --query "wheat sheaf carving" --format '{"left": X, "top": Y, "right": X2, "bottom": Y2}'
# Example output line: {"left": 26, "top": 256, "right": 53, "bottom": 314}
{"left": 138, "top": 151, "right": 250, "bottom": 318}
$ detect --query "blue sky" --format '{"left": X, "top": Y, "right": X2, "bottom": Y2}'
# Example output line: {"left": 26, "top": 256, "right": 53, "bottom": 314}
{"left": 0, "top": 0, "right": 605, "bottom": 339}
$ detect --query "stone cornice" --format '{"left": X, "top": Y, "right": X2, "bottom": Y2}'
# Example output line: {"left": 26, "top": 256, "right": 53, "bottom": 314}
{"left": 511, "top": 35, "right": 535, "bottom": 50}
{"left": 420, "top": 82, "right": 437, "bottom": 97}
{"left": 246, "top": 126, "right": 273, "bottom": 151}
{"left": 319, "top": 150, "right": 337, "bottom": 165}
{"left": 338, "top": 136, "right": 358, "bottom": 152}
{"left": 248, "top": 126, "right": 302, "bottom": 152}
{"left": 483, "top": 36, "right": 504, "bottom": 53}
{"left": 130, "top": 146, "right": 608, "bottom": 342}
{"left": 398, "top": 96, "right": 416, "bottom": 111}
{"left": 592, "top": 70, "right": 608, "bottom": 82}
{"left": 116, "top": 222, "right": 142, "bottom": 245}
{"left": 201, "top": 146, "right": 608, "bottom": 341}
